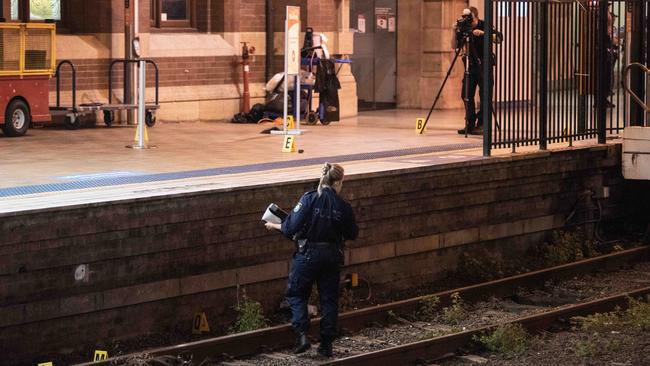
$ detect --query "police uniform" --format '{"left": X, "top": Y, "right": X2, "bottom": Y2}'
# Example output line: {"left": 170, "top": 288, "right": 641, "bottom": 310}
{"left": 281, "top": 186, "right": 358, "bottom": 347}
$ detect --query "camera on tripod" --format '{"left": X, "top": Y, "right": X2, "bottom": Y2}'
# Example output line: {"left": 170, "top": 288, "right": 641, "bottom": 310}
{"left": 455, "top": 9, "right": 474, "bottom": 49}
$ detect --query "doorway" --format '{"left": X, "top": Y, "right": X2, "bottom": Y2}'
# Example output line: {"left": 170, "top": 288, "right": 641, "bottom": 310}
{"left": 350, "top": 0, "right": 397, "bottom": 111}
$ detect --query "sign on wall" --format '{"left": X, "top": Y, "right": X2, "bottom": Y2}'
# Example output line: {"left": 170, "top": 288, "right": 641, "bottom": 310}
{"left": 286, "top": 6, "right": 301, "bottom": 75}
{"left": 11, "top": 0, "right": 61, "bottom": 20}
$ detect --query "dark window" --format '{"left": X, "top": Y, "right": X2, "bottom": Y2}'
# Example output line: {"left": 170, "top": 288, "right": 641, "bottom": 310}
{"left": 151, "top": 0, "right": 193, "bottom": 28}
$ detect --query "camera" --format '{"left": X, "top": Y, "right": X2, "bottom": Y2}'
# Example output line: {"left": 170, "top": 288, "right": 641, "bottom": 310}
{"left": 456, "top": 9, "right": 472, "bottom": 37}
{"left": 455, "top": 9, "right": 474, "bottom": 48}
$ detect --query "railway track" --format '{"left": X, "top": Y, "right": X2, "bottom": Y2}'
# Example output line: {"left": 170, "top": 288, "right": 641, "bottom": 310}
{"left": 78, "top": 246, "right": 650, "bottom": 366}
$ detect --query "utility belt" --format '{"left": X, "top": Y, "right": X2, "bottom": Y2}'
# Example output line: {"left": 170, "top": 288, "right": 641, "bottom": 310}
{"left": 296, "top": 240, "right": 341, "bottom": 253}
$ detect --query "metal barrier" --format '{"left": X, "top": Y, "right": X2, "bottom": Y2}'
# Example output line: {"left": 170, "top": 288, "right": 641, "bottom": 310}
{"left": 483, "top": 0, "right": 649, "bottom": 154}
{"left": 0, "top": 23, "right": 56, "bottom": 76}
{"left": 623, "top": 62, "right": 650, "bottom": 113}
{"left": 108, "top": 59, "right": 159, "bottom": 105}
{"left": 55, "top": 60, "right": 76, "bottom": 109}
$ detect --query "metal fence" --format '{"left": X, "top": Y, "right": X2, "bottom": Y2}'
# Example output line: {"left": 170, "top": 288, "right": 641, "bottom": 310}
{"left": 483, "top": 0, "right": 649, "bottom": 155}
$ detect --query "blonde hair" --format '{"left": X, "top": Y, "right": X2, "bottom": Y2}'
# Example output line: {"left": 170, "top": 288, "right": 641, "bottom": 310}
{"left": 318, "top": 162, "right": 345, "bottom": 195}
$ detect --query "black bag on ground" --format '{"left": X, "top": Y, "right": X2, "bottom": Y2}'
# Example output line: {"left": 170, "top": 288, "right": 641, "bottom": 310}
{"left": 231, "top": 103, "right": 266, "bottom": 124}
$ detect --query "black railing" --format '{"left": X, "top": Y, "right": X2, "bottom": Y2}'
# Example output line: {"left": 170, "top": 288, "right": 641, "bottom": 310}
{"left": 55, "top": 60, "right": 76, "bottom": 109}
{"left": 108, "top": 59, "right": 160, "bottom": 106}
{"left": 483, "top": 0, "right": 649, "bottom": 154}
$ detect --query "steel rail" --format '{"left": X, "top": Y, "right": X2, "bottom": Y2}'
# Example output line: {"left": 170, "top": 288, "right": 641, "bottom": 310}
{"left": 326, "top": 285, "right": 650, "bottom": 365}
{"left": 76, "top": 245, "right": 650, "bottom": 366}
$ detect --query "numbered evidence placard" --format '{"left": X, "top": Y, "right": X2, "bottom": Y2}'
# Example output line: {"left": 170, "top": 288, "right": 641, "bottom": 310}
{"left": 93, "top": 350, "right": 108, "bottom": 362}
{"left": 192, "top": 312, "right": 211, "bottom": 334}
{"left": 282, "top": 135, "right": 297, "bottom": 153}
{"left": 416, "top": 118, "right": 426, "bottom": 134}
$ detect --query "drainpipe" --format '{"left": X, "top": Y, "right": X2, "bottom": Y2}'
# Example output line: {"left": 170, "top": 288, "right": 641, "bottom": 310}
{"left": 265, "top": 0, "right": 274, "bottom": 82}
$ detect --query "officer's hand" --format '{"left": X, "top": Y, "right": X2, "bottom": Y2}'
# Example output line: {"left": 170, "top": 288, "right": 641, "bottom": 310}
{"left": 265, "top": 222, "right": 281, "bottom": 231}
{"left": 472, "top": 29, "right": 484, "bottom": 36}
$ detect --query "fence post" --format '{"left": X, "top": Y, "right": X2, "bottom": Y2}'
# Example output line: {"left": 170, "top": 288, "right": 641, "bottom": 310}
{"left": 482, "top": 0, "right": 493, "bottom": 157}
{"left": 596, "top": 0, "right": 608, "bottom": 143}
{"left": 539, "top": 0, "right": 549, "bottom": 150}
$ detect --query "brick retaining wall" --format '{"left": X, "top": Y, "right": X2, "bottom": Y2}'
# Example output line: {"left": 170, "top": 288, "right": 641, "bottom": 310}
{"left": 0, "top": 144, "right": 624, "bottom": 364}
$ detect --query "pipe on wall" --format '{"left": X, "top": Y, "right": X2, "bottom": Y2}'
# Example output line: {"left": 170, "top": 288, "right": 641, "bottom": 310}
{"left": 265, "top": 0, "right": 274, "bottom": 82}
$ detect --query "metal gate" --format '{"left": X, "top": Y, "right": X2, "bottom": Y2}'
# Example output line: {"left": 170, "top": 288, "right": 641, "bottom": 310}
{"left": 483, "top": 0, "right": 649, "bottom": 155}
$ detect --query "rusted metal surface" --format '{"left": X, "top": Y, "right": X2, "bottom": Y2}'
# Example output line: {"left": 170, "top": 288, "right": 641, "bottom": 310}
{"left": 327, "top": 285, "right": 650, "bottom": 365}
{"left": 76, "top": 246, "right": 650, "bottom": 366}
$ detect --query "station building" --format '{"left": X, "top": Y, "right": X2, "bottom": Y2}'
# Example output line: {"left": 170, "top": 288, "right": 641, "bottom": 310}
{"left": 2, "top": 0, "right": 474, "bottom": 123}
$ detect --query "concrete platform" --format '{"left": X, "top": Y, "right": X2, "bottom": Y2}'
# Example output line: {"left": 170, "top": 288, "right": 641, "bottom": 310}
{"left": 0, "top": 109, "right": 481, "bottom": 212}
{"left": 0, "top": 109, "right": 607, "bottom": 214}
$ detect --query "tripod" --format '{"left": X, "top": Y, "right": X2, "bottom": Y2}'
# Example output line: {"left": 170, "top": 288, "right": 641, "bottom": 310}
{"left": 418, "top": 33, "right": 500, "bottom": 137}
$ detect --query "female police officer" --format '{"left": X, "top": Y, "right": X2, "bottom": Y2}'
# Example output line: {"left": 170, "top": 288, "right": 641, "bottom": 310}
{"left": 265, "top": 162, "right": 358, "bottom": 357}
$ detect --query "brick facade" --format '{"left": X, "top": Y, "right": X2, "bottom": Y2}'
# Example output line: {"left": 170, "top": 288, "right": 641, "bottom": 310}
{"left": 51, "top": 56, "right": 266, "bottom": 93}
{"left": 46, "top": 0, "right": 350, "bottom": 121}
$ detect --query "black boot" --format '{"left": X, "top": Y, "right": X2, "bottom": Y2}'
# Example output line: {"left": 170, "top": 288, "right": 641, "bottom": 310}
{"left": 458, "top": 122, "right": 475, "bottom": 135}
{"left": 293, "top": 333, "right": 311, "bottom": 354}
{"left": 317, "top": 339, "right": 333, "bottom": 357}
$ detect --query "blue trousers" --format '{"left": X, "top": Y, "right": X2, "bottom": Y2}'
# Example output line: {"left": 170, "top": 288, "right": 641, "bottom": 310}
{"left": 286, "top": 247, "right": 341, "bottom": 339}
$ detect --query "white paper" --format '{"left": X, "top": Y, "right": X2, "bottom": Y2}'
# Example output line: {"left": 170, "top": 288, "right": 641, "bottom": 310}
{"left": 358, "top": 15, "right": 366, "bottom": 33}
{"left": 262, "top": 204, "right": 283, "bottom": 224}
{"left": 388, "top": 17, "right": 396, "bottom": 32}
{"left": 377, "top": 15, "right": 387, "bottom": 30}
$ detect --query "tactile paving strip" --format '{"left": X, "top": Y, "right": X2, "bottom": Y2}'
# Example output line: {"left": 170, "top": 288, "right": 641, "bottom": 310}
{"left": 0, "top": 142, "right": 482, "bottom": 198}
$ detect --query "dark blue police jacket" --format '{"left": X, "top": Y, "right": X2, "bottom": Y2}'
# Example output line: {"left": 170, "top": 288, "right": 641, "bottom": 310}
{"left": 281, "top": 187, "right": 358, "bottom": 245}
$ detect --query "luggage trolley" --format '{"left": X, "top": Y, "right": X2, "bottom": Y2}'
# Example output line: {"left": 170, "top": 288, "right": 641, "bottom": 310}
{"left": 300, "top": 53, "right": 351, "bottom": 126}
{"left": 50, "top": 59, "right": 160, "bottom": 128}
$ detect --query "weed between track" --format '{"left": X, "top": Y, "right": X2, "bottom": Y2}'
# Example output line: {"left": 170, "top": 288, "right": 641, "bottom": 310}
{"left": 474, "top": 323, "right": 530, "bottom": 357}
{"left": 228, "top": 293, "right": 268, "bottom": 334}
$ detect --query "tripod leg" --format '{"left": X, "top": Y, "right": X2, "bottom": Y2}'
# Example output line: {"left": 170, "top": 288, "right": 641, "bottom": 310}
{"left": 420, "top": 47, "right": 463, "bottom": 134}
{"left": 492, "top": 105, "right": 501, "bottom": 132}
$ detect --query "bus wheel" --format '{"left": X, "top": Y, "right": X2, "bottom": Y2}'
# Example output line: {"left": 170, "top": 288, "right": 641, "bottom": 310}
{"left": 3, "top": 99, "right": 31, "bottom": 137}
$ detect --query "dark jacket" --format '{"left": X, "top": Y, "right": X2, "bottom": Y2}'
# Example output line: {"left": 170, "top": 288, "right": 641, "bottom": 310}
{"left": 281, "top": 187, "right": 358, "bottom": 245}
{"left": 457, "top": 19, "right": 503, "bottom": 69}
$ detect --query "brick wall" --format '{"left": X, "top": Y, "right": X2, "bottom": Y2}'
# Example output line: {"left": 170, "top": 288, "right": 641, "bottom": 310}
{"left": 0, "top": 144, "right": 625, "bottom": 365}
{"left": 50, "top": 56, "right": 266, "bottom": 92}
{"left": 307, "top": 0, "right": 338, "bottom": 31}
{"left": 240, "top": 0, "right": 267, "bottom": 32}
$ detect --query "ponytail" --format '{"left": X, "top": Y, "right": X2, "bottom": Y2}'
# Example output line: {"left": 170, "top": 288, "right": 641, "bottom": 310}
{"left": 318, "top": 162, "right": 344, "bottom": 195}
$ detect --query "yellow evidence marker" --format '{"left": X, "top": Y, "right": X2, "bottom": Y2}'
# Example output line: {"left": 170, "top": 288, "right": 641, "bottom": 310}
{"left": 93, "top": 350, "right": 108, "bottom": 362}
{"left": 133, "top": 125, "right": 149, "bottom": 143}
{"left": 351, "top": 273, "right": 359, "bottom": 287}
{"left": 38, "top": 363, "right": 54, "bottom": 366}
{"left": 192, "top": 312, "right": 211, "bottom": 334}
{"left": 416, "top": 118, "right": 426, "bottom": 134}
{"left": 287, "top": 115, "right": 295, "bottom": 129}
{"left": 282, "top": 135, "right": 297, "bottom": 153}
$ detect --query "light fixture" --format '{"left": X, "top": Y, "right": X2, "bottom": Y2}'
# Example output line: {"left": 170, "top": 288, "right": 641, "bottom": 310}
{"left": 132, "top": 36, "right": 141, "bottom": 58}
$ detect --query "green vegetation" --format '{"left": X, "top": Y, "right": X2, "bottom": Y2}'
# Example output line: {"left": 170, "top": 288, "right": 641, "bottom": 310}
{"left": 228, "top": 294, "right": 268, "bottom": 334}
{"left": 475, "top": 323, "right": 529, "bottom": 356}
{"left": 575, "top": 339, "right": 598, "bottom": 358}
{"left": 457, "top": 250, "right": 505, "bottom": 282}
{"left": 416, "top": 295, "right": 440, "bottom": 321}
{"left": 418, "top": 327, "right": 460, "bottom": 340}
{"left": 574, "top": 296, "right": 650, "bottom": 333}
{"left": 441, "top": 292, "right": 466, "bottom": 325}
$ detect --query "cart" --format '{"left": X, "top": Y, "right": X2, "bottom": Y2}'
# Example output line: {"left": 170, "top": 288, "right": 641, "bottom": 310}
{"left": 300, "top": 55, "right": 351, "bottom": 126}
{"left": 50, "top": 58, "right": 160, "bottom": 129}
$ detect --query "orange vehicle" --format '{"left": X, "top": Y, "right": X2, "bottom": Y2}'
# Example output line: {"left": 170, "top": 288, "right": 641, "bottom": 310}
{"left": 0, "top": 22, "right": 56, "bottom": 137}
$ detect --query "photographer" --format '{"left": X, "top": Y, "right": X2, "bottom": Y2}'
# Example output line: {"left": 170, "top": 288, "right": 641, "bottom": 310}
{"left": 456, "top": 7, "right": 503, "bottom": 135}
{"left": 265, "top": 163, "right": 358, "bottom": 357}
